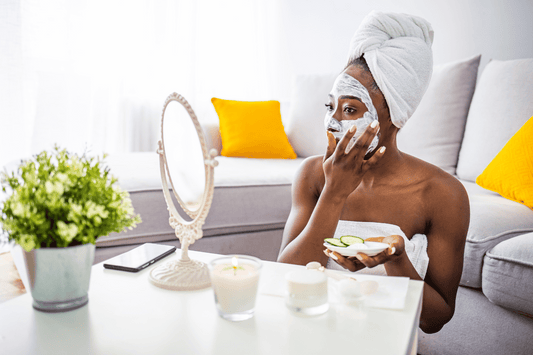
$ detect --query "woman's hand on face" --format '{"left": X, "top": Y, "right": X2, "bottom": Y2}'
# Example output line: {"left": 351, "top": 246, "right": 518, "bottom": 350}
{"left": 323, "top": 121, "right": 385, "bottom": 199}
{"left": 324, "top": 235, "right": 405, "bottom": 272}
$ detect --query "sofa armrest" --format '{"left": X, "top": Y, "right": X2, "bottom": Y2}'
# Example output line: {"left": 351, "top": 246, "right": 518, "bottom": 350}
{"left": 201, "top": 120, "right": 222, "bottom": 155}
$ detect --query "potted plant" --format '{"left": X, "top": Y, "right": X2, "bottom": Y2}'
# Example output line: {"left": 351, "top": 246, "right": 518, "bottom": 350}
{"left": 0, "top": 146, "right": 141, "bottom": 312}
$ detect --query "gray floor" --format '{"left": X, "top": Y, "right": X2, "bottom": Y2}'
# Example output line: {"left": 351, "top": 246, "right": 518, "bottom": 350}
{"left": 418, "top": 286, "right": 533, "bottom": 355}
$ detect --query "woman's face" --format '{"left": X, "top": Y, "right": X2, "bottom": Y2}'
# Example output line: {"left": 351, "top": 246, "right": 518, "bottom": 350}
{"left": 324, "top": 67, "right": 380, "bottom": 154}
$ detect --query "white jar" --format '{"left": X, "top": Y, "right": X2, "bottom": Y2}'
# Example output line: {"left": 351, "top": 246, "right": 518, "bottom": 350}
{"left": 285, "top": 269, "right": 328, "bottom": 316}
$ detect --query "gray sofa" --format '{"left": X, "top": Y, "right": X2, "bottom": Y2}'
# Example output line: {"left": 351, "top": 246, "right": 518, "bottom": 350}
{"left": 95, "top": 56, "right": 533, "bottom": 354}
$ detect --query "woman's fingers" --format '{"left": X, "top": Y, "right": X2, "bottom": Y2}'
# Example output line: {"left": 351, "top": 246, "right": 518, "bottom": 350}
{"left": 355, "top": 235, "right": 405, "bottom": 268}
{"left": 346, "top": 120, "right": 380, "bottom": 158}
{"left": 345, "top": 256, "right": 367, "bottom": 271}
{"left": 324, "top": 249, "right": 358, "bottom": 272}
{"left": 324, "top": 131, "right": 337, "bottom": 162}
{"left": 365, "top": 236, "right": 384, "bottom": 243}
{"left": 355, "top": 250, "right": 389, "bottom": 268}
{"left": 381, "top": 235, "right": 405, "bottom": 255}
{"left": 362, "top": 145, "right": 386, "bottom": 172}
{"left": 334, "top": 124, "right": 358, "bottom": 157}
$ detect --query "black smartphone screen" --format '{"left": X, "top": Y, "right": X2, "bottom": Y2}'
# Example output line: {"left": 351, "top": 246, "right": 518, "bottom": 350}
{"left": 103, "top": 243, "right": 176, "bottom": 272}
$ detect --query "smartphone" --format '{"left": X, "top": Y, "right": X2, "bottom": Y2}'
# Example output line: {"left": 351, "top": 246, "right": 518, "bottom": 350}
{"left": 103, "top": 243, "right": 176, "bottom": 272}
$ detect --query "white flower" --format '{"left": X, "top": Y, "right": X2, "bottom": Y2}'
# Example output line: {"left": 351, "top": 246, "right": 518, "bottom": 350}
{"left": 56, "top": 173, "right": 68, "bottom": 183}
{"left": 125, "top": 205, "right": 134, "bottom": 215}
{"left": 70, "top": 203, "right": 82, "bottom": 215}
{"left": 12, "top": 202, "right": 25, "bottom": 217}
{"left": 45, "top": 181, "right": 64, "bottom": 195}
{"left": 67, "top": 203, "right": 83, "bottom": 222}
{"left": 12, "top": 202, "right": 31, "bottom": 218}
{"left": 85, "top": 201, "right": 109, "bottom": 219}
{"left": 23, "top": 170, "right": 38, "bottom": 185}
{"left": 19, "top": 234, "right": 36, "bottom": 252}
{"left": 44, "top": 181, "right": 54, "bottom": 194}
{"left": 57, "top": 221, "right": 79, "bottom": 242}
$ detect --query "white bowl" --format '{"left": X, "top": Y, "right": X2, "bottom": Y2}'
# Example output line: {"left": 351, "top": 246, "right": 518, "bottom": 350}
{"left": 323, "top": 241, "right": 389, "bottom": 257}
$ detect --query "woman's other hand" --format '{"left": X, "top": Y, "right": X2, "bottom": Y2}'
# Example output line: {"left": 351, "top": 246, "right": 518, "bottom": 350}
{"left": 324, "top": 235, "right": 405, "bottom": 272}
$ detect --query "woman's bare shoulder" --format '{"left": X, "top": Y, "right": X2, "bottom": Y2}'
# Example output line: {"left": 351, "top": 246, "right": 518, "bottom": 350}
{"left": 296, "top": 155, "right": 325, "bottom": 183}
{"left": 401, "top": 153, "right": 465, "bottom": 193}
{"left": 401, "top": 153, "right": 469, "bottom": 231}
{"left": 291, "top": 155, "right": 325, "bottom": 206}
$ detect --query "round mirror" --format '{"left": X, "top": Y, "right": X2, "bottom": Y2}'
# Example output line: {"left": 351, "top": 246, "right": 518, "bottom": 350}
{"left": 149, "top": 93, "right": 218, "bottom": 291}
{"left": 162, "top": 99, "right": 206, "bottom": 217}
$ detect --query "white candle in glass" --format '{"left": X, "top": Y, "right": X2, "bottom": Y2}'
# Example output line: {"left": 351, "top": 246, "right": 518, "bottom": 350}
{"left": 209, "top": 256, "right": 262, "bottom": 320}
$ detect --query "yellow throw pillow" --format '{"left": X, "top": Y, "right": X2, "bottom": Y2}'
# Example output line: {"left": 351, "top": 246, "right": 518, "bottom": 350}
{"left": 211, "top": 98, "right": 297, "bottom": 159}
{"left": 476, "top": 116, "right": 533, "bottom": 208}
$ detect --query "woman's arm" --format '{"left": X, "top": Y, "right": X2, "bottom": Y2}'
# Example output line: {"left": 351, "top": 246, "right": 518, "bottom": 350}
{"left": 277, "top": 155, "right": 343, "bottom": 267}
{"left": 416, "top": 178, "right": 470, "bottom": 333}
{"left": 278, "top": 124, "right": 385, "bottom": 266}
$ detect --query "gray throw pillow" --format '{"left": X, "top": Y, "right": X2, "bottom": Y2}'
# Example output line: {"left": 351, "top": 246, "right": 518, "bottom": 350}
{"left": 397, "top": 55, "right": 481, "bottom": 175}
{"left": 456, "top": 58, "right": 533, "bottom": 182}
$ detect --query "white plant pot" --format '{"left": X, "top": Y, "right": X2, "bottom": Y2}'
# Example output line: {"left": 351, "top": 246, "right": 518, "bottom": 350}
{"left": 23, "top": 243, "right": 95, "bottom": 312}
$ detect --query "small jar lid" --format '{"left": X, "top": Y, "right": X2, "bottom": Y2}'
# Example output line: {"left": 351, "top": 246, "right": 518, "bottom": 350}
{"left": 285, "top": 270, "right": 327, "bottom": 284}
{"left": 286, "top": 269, "right": 328, "bottom": 297}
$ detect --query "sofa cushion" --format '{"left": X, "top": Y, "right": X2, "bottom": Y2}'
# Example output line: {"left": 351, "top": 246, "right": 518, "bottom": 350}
{"left": 456, "top": 58, "right": 533, "bottom": 182}
{"left": 397, "top": 55, "right": 481, "bottom": 175}
{"left": 482, "top": 233, "right": 533, "bottom": 316}
{"left": 459, "top": 180, "right": 533, "bottom": 288}
{"left": 285, "top": 73, "right": 337, "bottom": 157}
{"left": 95, "top": 153, "right": 304, "bottom": 247}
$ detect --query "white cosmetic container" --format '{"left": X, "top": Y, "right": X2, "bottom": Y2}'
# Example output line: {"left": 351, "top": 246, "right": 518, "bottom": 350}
{"left": 285, "top": 269, "right": 329, "bottom": 316}
{"left": 339, "top": 278, "right": 365, "bottom": 306}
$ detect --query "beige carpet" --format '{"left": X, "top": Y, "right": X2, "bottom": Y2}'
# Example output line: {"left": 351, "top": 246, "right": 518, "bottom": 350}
{"left": 0, "top": 251, "right": 26, "bottom": 304}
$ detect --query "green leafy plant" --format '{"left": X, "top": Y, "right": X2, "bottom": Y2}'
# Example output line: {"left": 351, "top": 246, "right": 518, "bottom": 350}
{"left": 0, "top": 146, "right": 141, "bottom": 251}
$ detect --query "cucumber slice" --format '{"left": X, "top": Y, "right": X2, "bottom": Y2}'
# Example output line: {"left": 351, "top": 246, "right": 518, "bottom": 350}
{"left": 324, "top": 238, "right": 346, "bottom": 247}
{"left": 340, "top": 235, "right": 364, "bottom": 246}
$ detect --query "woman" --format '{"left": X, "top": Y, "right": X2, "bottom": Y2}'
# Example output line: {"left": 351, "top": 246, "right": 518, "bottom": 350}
{"left": 277, "top": 12, "right": 470, "bottom": 334}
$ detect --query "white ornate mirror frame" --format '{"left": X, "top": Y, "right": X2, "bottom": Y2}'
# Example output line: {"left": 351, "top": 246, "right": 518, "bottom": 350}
{"left": 149, "top": 92, "right": 218, "bottom": 291}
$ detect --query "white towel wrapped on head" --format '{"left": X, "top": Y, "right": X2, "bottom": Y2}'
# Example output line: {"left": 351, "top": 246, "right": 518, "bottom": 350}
{"left": 348, "top": 11, "right": 434, "bottom": 129}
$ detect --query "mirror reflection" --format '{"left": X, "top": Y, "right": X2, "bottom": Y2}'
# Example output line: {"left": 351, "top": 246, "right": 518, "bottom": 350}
{"left": 162, "top": 100, "right": 206, "bottom": 213}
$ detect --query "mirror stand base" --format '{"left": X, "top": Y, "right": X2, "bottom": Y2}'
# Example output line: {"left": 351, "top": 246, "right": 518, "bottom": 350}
{"left": 149, "top": 258, "right": 210, "bottom": 291}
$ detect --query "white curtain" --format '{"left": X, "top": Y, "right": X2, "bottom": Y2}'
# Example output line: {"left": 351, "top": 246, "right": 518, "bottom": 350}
{"left": 0, "top": 0, "right": 282, "bottom": 167}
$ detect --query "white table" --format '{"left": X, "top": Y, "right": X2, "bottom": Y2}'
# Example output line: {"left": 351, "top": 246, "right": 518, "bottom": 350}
{"left": 1, "top": 247, "right": 423, "bottom": 355}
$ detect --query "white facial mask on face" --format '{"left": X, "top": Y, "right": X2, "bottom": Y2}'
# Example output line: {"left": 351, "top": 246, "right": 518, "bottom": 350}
{"left": 324, "top": 73, "right": 379, "bottom": 154}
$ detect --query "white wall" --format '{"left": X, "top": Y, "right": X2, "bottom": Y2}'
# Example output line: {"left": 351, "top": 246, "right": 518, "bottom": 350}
{"left": 269, "top": 0, "right": 533, "bottom": 101}
{"left": 1, "top": 0, "right": 532, "bottom": 168}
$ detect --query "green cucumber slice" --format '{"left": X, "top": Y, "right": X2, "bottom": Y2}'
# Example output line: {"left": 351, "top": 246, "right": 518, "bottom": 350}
{"left": 324, "top": 238, "right": 346, "bottom": 247}
{"left": 340, "top": 235, "right": 364, "bottom": 246}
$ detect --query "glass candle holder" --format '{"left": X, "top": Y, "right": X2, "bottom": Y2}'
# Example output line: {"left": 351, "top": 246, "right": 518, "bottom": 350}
{"left": 209, "top": 255, "right": 262, "bottom": 321}
{"left": 285, "top": 269, "right": 329, "bottom": 316}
